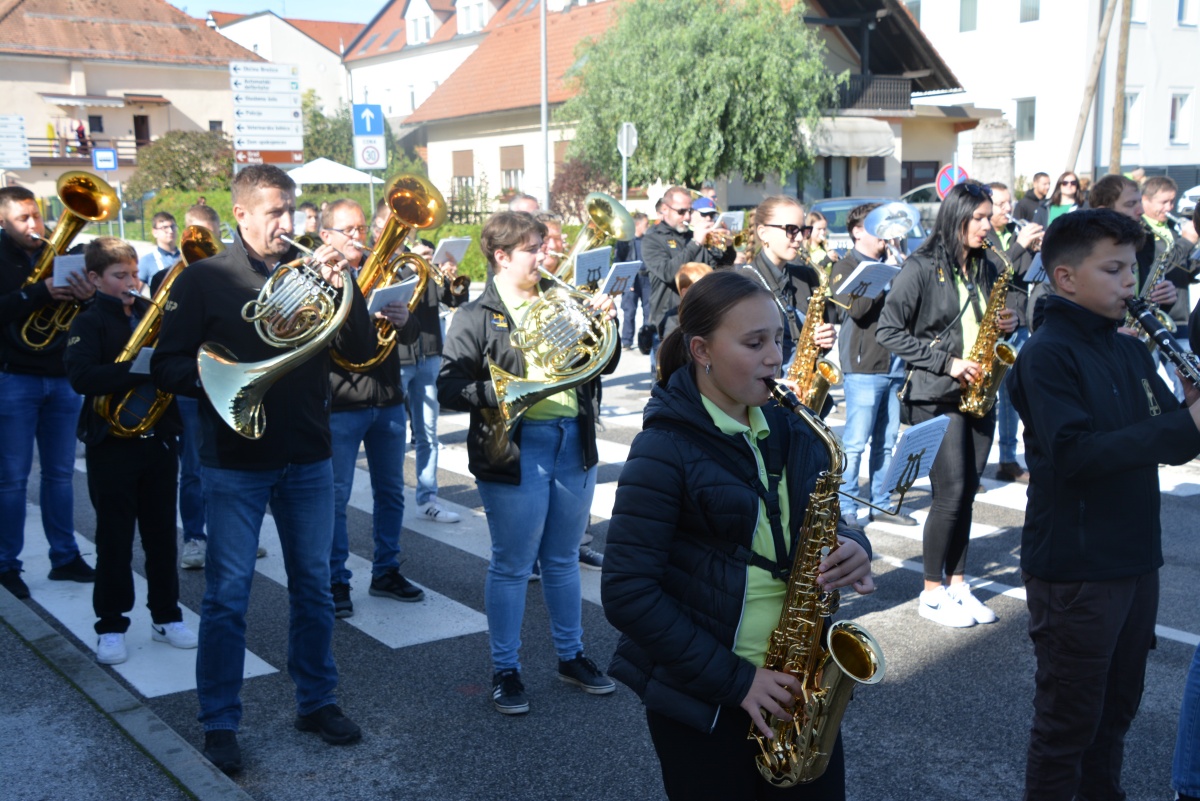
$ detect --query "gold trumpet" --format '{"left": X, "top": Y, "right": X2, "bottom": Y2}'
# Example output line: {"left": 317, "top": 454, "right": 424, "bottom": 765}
{"left": 94, "top": 227, "right": 224, "bottom": 438}
{"left": 15, "top": 171, "right": 118, "bottom": 351}
{"left": 330, "top": 174, "right": 449, "bottom": 372}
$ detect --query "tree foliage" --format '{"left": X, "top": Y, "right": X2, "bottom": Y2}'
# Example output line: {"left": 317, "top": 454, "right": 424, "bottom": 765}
{"left": 558, "top": 0, "right": 842, "bottom": 188}
{"left": 301, "top": 90, "right": 427, "bottom": 191}
{"left": 127, "top": 130, "right": 233, "bottom": 197}
{"left": 550, "top": 157, "right": 618, "bottom": 224}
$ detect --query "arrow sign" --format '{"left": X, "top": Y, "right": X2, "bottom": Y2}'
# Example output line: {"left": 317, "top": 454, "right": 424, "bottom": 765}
{"left": 352, "top": 104, "right": 384, "bottom": 136}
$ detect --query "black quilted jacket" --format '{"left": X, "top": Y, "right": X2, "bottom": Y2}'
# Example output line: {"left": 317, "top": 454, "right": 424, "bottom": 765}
{"left": 601, "top": 366, "right": 871, "bottom": 733}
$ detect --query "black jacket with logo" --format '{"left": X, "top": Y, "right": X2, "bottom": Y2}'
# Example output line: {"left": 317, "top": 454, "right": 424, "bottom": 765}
{"left": 151, "top": 232, "right": 375, "bottom": 469}
{"left": 642, "top": 221, "right": 730, "bottom": 329}
{"left": 437, "top": 277, "right": 619, "bottom": 484}
{"left": 1006, "top": 296, "right": 1200, "bottom": 581}
{"left": 0, "top": 231, "right": 65, "bottom": 375}
{"left": 832, "top": 248, "right": 894, "bottom": 375}
{"left": 393, "top": 263, "right": 469, "bottom": 367}
{"left": 1013, "top": 189, "right": 1042, "bottom": 223}
{"left": 1138, "top": 218, "right": 1196, "bottom": 325}
{"left": 985, "top": 225, "right": 1036, "bottom": 328}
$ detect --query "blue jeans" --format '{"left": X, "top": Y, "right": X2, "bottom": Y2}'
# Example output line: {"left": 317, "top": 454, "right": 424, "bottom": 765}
{"left": 0, "top": 373, "right": 83, "bottom": 573}
{"left": 476, "top": 418, "right": 593, "bottom": 672}
{"left": 997, "top": 326, "right": 1030, "bottom": 463}
{"left": 620, "top": 272, "right": 651, "bottom": 347}
{"left": 176, "top": 396, "right": 206, "bottom": 542}
{"left": 329, "top": 403, "right": 406, "bottom": 583}
{"left": 400, "top": 356, "right": 441, "bottom": 506}
{"left": 1175, "top": 643, "right": 1200, "bottom": 797}
{"left": 197, "top": 460, "right": 338, "bottom": 731}
{"left": 840, "top": 372, "right": 904, "bottom": 519}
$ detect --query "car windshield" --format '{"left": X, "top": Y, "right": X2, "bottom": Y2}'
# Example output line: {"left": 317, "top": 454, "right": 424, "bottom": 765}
{"left": 811, "top": 200, "right": 926, "bottom": 238}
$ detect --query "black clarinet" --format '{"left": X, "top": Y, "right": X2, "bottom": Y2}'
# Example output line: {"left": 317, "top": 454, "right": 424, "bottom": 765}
{"left": 1125, "top": 297, "right": 1200, "bottom": 390}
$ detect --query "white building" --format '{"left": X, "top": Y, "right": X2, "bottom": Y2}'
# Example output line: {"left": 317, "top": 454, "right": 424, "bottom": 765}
{"left": 904, "top": 0, "right": 1200, "bottom": 187}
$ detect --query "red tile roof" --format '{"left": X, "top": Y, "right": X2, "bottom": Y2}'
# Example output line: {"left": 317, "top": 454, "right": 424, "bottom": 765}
{"left": 0, "top": 0, "right": 261, "bottom": 66}
{"left": 286, "top": 18, "right": 364, "bottom": 55}
{"left": 406, "top": 0, "right": 617, "bottom": 124}
{"left": 344, "top": 0, "right": 470, "bottom": 64}
{"left": 207, "top": 10, "right": 243, "bottom": 27}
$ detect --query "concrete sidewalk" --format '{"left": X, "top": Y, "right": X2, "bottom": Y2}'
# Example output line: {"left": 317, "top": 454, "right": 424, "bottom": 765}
{"left": 0, "top": 587, "right": 251, "bottom": 801}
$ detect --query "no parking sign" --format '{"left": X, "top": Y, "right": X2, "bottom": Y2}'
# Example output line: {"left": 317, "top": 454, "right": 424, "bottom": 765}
{"left": 936, "top": 164, "right": 969, "bottom": 199}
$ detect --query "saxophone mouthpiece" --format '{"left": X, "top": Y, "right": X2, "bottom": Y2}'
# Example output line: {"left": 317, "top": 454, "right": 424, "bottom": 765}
{"left": 763, "top": 377, "right": 801, "bottom": 411}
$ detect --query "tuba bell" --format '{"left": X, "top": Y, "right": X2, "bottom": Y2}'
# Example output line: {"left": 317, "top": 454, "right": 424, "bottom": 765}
{"left": 556, "top": 192, "right": 636, "bottom": 288}
{"left": 15, "top": 171, "right": 119, "bottom": 351}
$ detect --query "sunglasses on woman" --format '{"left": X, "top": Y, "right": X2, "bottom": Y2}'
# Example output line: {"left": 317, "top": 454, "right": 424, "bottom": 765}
{"left": 762, "top": 223, "right": 813, "bottom": 240}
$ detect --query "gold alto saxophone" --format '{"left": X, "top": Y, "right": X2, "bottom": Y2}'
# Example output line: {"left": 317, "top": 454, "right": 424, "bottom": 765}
{"left": 1122, "top": 226, "right": 1177, "bottom": 342}
{"left": 958, "top": 242, "right": 1017, "bottom": 418}
{"left": 750, "top": 379, "right": 886, "bottom": 787}
{"left": 783, "top": 265, "right": 842, "bottom": 413}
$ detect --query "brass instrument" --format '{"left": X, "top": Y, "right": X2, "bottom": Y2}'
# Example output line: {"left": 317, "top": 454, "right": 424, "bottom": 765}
{"left": 94, "top": 228, "right": 223, "bottom": 438}
{"left": 198, "top": 236, "right": 353, "bottom": 439}
{"left": 958, "top": 241, "right": 1017, "bottom": 417}
{"left": 1123, "top": 226, "right": 1177, "bottom": 340}
{"left": 864, "top": 202, "right": 921, "bottom": 265}
{"left": 330, "top": 174, "right": 447, "bottom": 372}
{"left": 15, "top": 171, "right": 118, "bottom": 351}
{"left": 557, "top": 192, "right": 636, "bottom": 288}
{"left": 751, "top": 379, "right": 885, "bottom": 786}
{"left": 783, "top": 266, "right": 842, "bottom": 413}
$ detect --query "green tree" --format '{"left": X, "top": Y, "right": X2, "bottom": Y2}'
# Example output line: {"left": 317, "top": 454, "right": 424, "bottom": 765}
{"left": 301, "top": 90, "right": 427, "bottom": 189}
{"left": 558, "top": 0, "right": 842, "bottom": 188}
{"left": 126, "top": 130, "right": 233, "bottom": 197}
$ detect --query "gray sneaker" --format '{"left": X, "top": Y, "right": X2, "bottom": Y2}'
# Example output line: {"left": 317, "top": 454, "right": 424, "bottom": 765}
{"left": 180, "top": 539, "right": 206, "bottom": 570}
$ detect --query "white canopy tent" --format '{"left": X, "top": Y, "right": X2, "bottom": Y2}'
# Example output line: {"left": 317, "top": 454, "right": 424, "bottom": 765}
{"left": 288, "top": 157, "right": 385, "bottom": 187}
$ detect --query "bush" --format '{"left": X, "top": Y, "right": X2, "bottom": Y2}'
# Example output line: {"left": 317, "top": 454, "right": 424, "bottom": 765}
{"left": 126, "top": 131, "right": 233, "bottom": 198}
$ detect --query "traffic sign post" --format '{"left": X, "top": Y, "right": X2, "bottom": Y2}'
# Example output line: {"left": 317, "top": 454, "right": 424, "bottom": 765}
{"left": 0, "top": 115, "right": 31, "bottom": 171}
{"left": 935, "top": 163, "right": 969, "bottom": 200}
{"left": 231, "top": 61, "right": 303, "bottom": 171}
{"left": 92, "top": 148, "right": 118, "bottom": 172}
{"left": 353, "top": 104, "right": 387, "bottom": 209}
{"left": 617, "top": 122, "right": 637, "bottom": 204}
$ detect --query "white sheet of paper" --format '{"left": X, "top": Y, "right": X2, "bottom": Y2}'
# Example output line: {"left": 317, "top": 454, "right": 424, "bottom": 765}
{"left": 1025, "top": 253, "right": 1047, "bottom": 283}
{"left": 884, "top": 414, "right": 950, "bottom": 492}
{"left": 431, "top": 237, "right": 471, "bottom": 266}
{"left": 833, "top": 260, "right": 901, "bottom": 299}
{"left": 53, "top": 254, "right": 86, "bottom": 286}
{"left": 718, "top": 212, "right": 743, "bottom": 232}
{"left": 128, "top": 346, "right": 154, "bottom": 375}
{"left": 600, "top": 261, "right": 643, "bottom": 295}
{"left": 367, "top": 276, "right": 419, "bottom": 316}
{"left": 573, "top": 246, "right": 611, "bottom": 288}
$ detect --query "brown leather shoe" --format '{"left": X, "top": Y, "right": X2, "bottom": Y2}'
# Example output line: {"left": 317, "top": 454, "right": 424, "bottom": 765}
{"left": 997, "top": 462, "right": 1030, "bottom": 483}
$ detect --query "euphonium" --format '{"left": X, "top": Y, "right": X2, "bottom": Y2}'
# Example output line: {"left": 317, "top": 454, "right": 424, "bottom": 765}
{"left": 331, "top": 174, "right": 448, "bottom": 372}
{"left": 958, "top": 241, "right": 1017, "bottom": 418}
{"left": 751, "top": 379, "right": 885, "bottom": 786}
{"left": 783, "top": 266, "right": 842, "bottom": 413}
{"left": 15, "top": 171, "right": 118, "bottom": 351}
{"left": 198, "top": 238, "right": 353, "bottom": 440}
{"left": 556, "top": 192, "right": 636, "bottom": 288}
{"left": 94, "top": 227, "right": 224, "bottom": 438}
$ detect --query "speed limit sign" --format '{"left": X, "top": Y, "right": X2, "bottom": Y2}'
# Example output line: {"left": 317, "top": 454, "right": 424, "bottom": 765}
{"left": 355, "top": 135, "right": 385, "bottom": 170}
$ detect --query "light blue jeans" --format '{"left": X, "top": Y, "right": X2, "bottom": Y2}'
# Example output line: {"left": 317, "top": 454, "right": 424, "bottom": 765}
{"left": 476, "top": 417, "right": 593, "bottom": 672}
{"left": 840, "top": 372, "right": 904, "bottom": 519}
{"left": 329, "top": 403, "right": 406, "bottom": 583}
{"left": 400, "top": 356, "right": 441, "bottom": 506}
{"left": 196, "top": 460, "right": 338, "bottom": 731}
{"left": 1175, "top": 643, "right": 1200, "bottom": 797}
{"left": 0, "top": 373, "right": 83, "bottom": 573}
{"left": 176, "top": 396, "right": 206, "bottom": 542}
{"left": 996, "top": 326, "right": 1030, "bottom": 463}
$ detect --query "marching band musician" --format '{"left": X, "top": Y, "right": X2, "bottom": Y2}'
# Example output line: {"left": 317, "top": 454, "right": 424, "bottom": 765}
{"left": 603, "top": 270, "right": 873, "bottom": 801}
{"left": 1140, "top": 176, "right": 1198, "bottom": 399}
{"left": 321, "top": 199, "right": 422, "bottom": 620}
{"left": 0, "top": 185, "right": 96, "bottom": 601}
{"left": 877, "top": 181, "right": 1017, "bottom": 629}
{"left": 437, "top": 211, "right": 619, "bottom": 716}
{"left": 152, "top": 165, "right": 376, "bottom": 773}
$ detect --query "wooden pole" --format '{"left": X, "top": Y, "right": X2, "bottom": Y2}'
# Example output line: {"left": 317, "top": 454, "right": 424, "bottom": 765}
{"left": 1065, "top": 0, "right": 1120, "bottom": 173}
{"left": 1109, "top": 0, "right": 1132, "bottom": 174}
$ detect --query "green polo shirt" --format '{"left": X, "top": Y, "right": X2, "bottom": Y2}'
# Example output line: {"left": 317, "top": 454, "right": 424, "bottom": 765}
{"left": 495, "top": 282, "right": 578, "bottom": 420}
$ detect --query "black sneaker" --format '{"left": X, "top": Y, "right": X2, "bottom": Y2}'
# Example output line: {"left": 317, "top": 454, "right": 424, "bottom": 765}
{"left": 557, "top": 652, "right": 616, "bottom": 695}
{"left": 48, "top": 555, "right": 95, "bottom": 583}
{"left": 203, "top": 730, "right": 242, "bottom": 775}
{"left": 0, "top": 569, "right": 30, "bottom": 599}
{"left": 492, "top": 668, "right": 529, "bottom": 715}
{"left": 578, "top": 547, "right": 604, "bottom": 571}
{"left": 331, "top": 583, "right": 353, "bottom": 619}
{"left": 369, "top": 570, "right": 424, "bottom": 602}
{"left": 295, "top": 704, "right": 362, "bottom": 745}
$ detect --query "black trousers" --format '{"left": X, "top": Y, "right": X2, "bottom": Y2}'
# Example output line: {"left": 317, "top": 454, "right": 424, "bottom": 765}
{"left": 1023, "top": 571, "right": 1159, "bottom": 801}
{"left": 909, "top": 402, "right": 995, "bottom": 582}
{"left": 646, "top": 707, "right": 845, "bottom": 801}
{"left": 87, "top": 435, "right": 182, "bottom": 635}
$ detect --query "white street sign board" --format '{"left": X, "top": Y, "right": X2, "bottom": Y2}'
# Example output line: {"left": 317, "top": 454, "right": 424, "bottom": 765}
{"left": 232, "top": 92, "right": 301, "bottom": 109}
{"left": 354, "top": 135, "right": 386, "bottom": 171}
{"left": 231, "top": 62, "right": 303, "bottom": 168}
{"left": 233, "top": 121, "right": 304, "bottom": 136}
{"left": 230, "top": 76, "right": 301, "bottom": 93}
{"left": 229, "top": 62, "right": 298, "bottom": 80}
{"left": 233, "top": 106, "right": 303, "bottom": 123}
{"left": 234, "top": 135, "right": 304, "bottom": 150}
{"left": 0, "top": 115, "right": 30, "bottom": 169}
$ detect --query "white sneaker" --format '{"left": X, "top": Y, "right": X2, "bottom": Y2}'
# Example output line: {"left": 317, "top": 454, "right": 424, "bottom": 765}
{"left": 151, "top": 621, "right": 199, "bottom": 649}
{"left": 918, "top": 586, "right": 977, "bottom": 628}
{"left": 97, "top": 633, "right": 128, "bottom": 665}
{"left": 947, "top": 582, "right": 998, "bottom": 624}
{"left": 417, "top": 500, "right": 461, "bottom": 524}
{"left": 180, "top": 539, "right": 206, "bottom": 570}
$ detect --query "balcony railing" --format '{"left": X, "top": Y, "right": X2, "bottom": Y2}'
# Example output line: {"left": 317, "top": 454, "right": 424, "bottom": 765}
{"left": 27, "top": 136, "right": 147, "bottom": 166}
{"left": 837, "top": 75, "right": 912, "bottom": 112}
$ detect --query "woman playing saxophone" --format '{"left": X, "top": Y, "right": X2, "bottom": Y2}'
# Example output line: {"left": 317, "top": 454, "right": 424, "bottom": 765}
{"left": 602, "top": 271, "right": 873, "bottom": 800}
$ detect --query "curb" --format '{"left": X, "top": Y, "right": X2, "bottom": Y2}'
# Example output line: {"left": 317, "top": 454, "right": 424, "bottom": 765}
{"left": 0, "top": 588, "right": 253, "bottom": 801}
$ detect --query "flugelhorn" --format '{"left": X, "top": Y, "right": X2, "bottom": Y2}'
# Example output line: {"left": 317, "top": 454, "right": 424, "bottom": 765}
{"left": 14, "top": 171, "right": 118, "bottom": 351}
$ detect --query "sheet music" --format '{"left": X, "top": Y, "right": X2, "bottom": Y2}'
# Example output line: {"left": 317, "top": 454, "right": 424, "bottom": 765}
{"left": 367, "top": 275, "right": 420, "bottom": 316}
{"left": 431, "top": 237, "right": 471, "bottom": 266}
{"left": 573, "top": 246, "right": 611, "bottom": 288}
{"left": 52, "top": 254, "right": 86, "bottom": 286}
{"left": 601, "top": 261, "right": 643, "bottom": 295}
{"left": 718, "top": 212, "right": 743, "bottom": 232}
{"left": 129, "top": 347, "right": 154, "bottom": 376}
{"left": 884, "top": 414, "right": 950, "bottom": 491}
{"left": 1025, "top": 253, "right": 1047, "bottom": 283}
{"left": 833, "top": 260, "right": 901, "bottom": 299}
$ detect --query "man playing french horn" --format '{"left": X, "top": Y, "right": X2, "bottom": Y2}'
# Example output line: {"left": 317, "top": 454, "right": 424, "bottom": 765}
{"left": 152, "top": 165, "right": 376, "bottom": 774}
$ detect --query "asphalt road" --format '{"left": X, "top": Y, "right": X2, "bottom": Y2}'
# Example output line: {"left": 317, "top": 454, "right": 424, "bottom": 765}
{"left": 4, "top": 331, "right": 1199, "bottom": 801}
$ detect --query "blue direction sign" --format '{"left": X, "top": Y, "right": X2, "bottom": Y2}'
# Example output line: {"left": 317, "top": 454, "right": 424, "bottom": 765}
{"left": 92, "top": 148, "right": 118, "bottom": 172}
{"left": 352, "top": 104, "right": 384, "bottom": 136}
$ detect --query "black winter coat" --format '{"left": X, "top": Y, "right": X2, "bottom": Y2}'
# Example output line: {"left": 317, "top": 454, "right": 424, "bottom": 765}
{"left": 833, "top": 248, "right": 893, "bottom": 375}
{"left": 0, "top": 231, "right": 64, "bottom": 375}
{"left": 1006, "top": 296, "right": 1200, "bottom": 581}
{"left": 642, "top": 221, "right": 730, "bottom": 329}
{"left": 602, "top": 366, "right": 871, "bottom": 733}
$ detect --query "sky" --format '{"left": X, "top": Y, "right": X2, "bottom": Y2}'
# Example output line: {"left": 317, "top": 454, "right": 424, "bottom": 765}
{"left": 166, "top": 1, "right": 377, "bottom": 24}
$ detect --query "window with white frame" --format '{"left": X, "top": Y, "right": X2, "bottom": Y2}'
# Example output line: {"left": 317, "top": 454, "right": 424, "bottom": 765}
{"left": 1020, "top": 0, "right": 1039, "bottom": 22}
{"left": 1170, "top": 93, "right": 1192, "bottom": 144}
{"left": 459, "top": 0, "right": 487, "bottom": 33}
{"left": 1130, "top": 0, "right": 1148, "bottom": 23}
{"left": 1016, "top": 98, "right": 1036, "bottom": 141}
{"left": 960, "top": 0, "right": 977, "bottom": 32}
{"left": 407, "top": 16, "right": 432, "bottom": 44}
{"left": 1180, "top": 0, "right": 1199, "bottom": 26}
{"left": 1122, "top": 91, "right": 1142, "bottom": 144}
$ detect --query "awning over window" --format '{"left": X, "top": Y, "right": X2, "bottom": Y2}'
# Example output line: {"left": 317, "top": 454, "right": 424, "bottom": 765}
{"left": 123, "top": 94, "right": 170, "bottom": 106}
{"left": 40, "top": 93, "right": 125, "bottom": 108}
{"left": 808, "top": 117, "right": 896, "bottom": 158}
